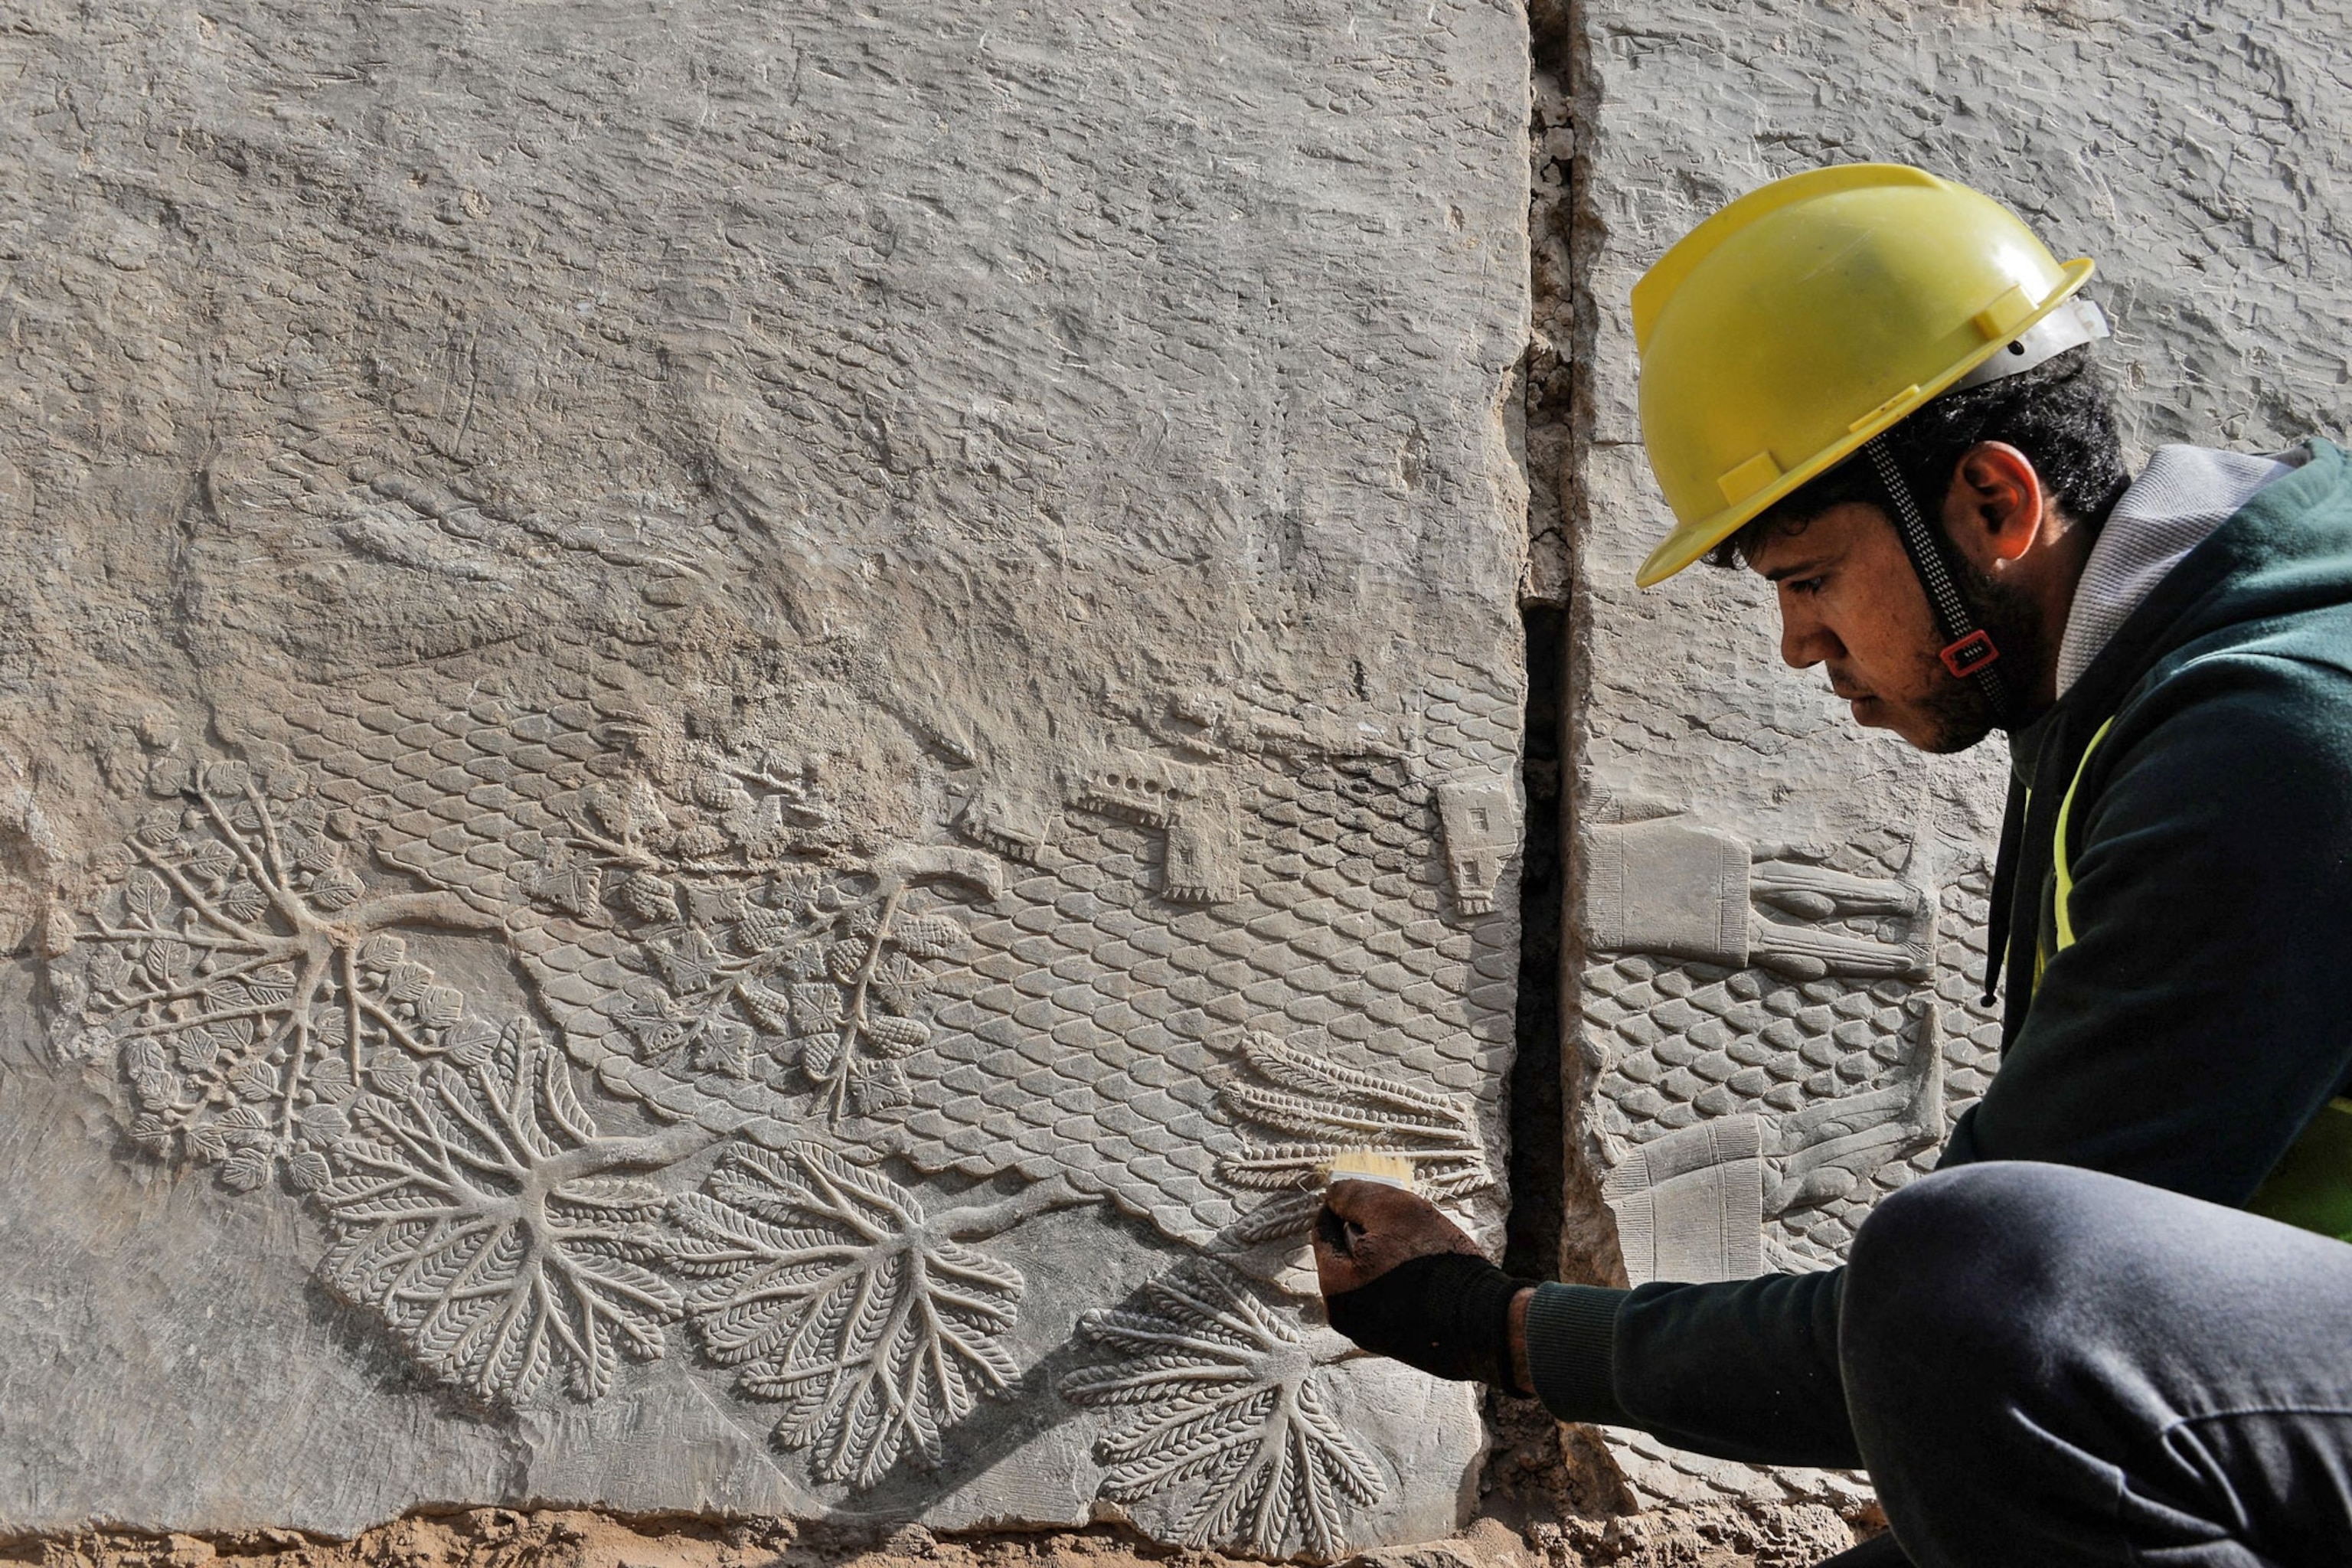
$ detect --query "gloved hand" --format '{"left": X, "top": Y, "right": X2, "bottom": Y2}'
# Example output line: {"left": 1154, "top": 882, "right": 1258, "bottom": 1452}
{"left": 1313, "top": 1179, "right": 1536, "bottom": 1395}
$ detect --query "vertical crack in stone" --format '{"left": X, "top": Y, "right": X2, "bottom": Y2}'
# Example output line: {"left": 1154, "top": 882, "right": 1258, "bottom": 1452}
{"left": 1506, "top": 7, "right": 1577, "bottom": 1290}
{"left": 1502, "top": 606, "right": 1565, "bottom": 1285}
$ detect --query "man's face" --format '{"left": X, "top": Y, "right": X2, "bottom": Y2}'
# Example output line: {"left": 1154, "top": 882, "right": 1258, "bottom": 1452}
{"left": 1748, "top": 502, "right": 1995, "bottom": 753}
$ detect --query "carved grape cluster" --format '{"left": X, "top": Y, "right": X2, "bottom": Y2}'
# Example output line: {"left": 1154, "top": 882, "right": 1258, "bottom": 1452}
{"left": 521, "top": 751, "right": 840, "bottom": 930}
{"left": 612, "top": 871, "right": 965, "bottom": 1122}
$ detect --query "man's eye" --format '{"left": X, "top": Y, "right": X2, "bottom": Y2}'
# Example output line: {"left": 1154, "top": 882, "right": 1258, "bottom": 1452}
{"left": 1787, "top": 575, "right": 1827, "bottom": 596}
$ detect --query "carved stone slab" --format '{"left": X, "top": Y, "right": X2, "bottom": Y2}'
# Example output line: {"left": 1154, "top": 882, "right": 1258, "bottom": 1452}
{"left": 0, "top": 1, "right": 1528, "bottom": 1556}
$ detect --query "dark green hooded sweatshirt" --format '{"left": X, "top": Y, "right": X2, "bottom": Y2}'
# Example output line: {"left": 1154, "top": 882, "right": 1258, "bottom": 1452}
{"left": 1523, "top": 439, "right": 2352, "bottom": 1468}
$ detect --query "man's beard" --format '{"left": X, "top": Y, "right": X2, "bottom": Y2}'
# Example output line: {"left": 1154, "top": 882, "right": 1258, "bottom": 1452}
{"left": 1911, "top": 565, "right": 2050, "bottom": 754}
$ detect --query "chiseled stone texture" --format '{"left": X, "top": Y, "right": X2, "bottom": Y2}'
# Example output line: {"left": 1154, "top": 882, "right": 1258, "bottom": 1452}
{"left": 1560, "top": 0, "right": 2352, "bottom": 1511}
{"left": 0, "top": 2, "right": 1530, "bottom": 1555}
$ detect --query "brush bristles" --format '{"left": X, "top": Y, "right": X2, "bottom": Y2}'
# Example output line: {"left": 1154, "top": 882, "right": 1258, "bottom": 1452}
{"left": 1326, "top": 1150, "right": 1416, "bottom": 1192}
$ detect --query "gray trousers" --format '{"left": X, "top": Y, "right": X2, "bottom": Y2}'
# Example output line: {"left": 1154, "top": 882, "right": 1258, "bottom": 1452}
{"left": 1824, "top": 1162, "right": 2352, "bottom": 1567}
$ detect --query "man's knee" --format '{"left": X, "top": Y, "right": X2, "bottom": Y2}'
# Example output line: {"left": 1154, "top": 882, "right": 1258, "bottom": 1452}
{"left": 1841, "top": 1163, "right": 2088, "bottom": 1397}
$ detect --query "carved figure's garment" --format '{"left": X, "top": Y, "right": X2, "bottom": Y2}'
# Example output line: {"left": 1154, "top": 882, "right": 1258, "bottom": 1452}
{"left": 1527, "top": 441, "right": 2352, "bottom": 1501}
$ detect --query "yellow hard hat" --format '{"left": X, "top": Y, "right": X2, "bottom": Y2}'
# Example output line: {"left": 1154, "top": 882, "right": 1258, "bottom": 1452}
{"left": 1632, "top": 164, "right": 2103, "bottom": 586}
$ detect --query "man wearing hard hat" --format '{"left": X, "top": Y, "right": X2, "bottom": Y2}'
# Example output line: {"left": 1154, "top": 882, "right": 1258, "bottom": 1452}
{"left": 1314, "top": 165, "right": 2352, "bottom": 1566}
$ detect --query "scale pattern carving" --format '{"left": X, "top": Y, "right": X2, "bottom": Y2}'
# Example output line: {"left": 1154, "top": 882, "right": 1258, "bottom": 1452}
{"left": 267, "top": 663, "right": 1516, "bottom": 1253}
{"left": 44, "top": 652, "right": 1518, "bottom": 1554}
{"left": 1584, "top": 831, "right": 2001, "bottom": 1266}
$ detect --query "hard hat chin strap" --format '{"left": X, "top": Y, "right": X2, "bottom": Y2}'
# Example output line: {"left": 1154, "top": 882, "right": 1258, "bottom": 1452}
{"left": 1861, "top": 434, "right": 2022, "bottom": 729}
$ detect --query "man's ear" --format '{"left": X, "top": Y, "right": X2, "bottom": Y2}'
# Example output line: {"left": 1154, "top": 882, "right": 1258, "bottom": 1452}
{"left": 1942, "top": 442, "right": 2044, "bottom": 570}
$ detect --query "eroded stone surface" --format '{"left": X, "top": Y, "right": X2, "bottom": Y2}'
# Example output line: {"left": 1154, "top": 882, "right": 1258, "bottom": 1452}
{"left": 0, "top": 2, "right": 1529, "bottom": 1554}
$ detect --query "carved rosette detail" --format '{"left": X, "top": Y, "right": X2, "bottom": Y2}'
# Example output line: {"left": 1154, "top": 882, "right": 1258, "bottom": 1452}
{"left": 1061, "top": 1268, "right": 1385, "bottom": 1561}
{"left": 50, "top": 756, "right": 503, "bottom": 1191}
{"left": 313, "top": 1024, "right": 706, "bottom": 1403}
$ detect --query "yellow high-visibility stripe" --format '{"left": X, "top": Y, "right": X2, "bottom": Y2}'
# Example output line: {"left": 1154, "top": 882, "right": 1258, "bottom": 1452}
{"left": 2052, "top": 717, "right": 2116, "bottom": 954}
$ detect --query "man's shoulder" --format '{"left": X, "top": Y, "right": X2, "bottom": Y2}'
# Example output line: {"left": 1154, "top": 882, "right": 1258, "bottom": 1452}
{"left": 2092, "top": 637, "right": 2352, "bottom": 822}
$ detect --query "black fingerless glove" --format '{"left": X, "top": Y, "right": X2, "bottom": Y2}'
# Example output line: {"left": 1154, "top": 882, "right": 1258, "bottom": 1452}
{"left": 1324, "top": 1252, "right": 1533, "bottom": 1394}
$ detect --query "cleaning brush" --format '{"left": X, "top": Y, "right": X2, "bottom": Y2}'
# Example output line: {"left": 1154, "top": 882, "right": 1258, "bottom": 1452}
{"left": 1325, "top": 1149, "right": 1416, "bottom": 1193}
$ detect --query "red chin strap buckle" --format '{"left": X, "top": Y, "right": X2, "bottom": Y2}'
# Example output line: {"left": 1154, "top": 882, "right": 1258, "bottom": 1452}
{"left": 1941, "top": 629, "right": 2001, "bottom": 678}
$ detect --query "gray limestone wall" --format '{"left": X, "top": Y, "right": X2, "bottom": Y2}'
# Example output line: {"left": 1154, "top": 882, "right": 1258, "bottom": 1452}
{"left": 11, "top": 0, "right": 2352, "bottom": 1557}
{"left": 0, "top": 2, "right": 1530, "bottom": 1557}
{"left": 1556, "top": 0, "right": 2352, "bottom": 1515}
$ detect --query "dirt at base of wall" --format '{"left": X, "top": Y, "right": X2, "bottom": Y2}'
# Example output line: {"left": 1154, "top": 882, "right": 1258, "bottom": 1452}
{"left": 0, "top": 1505, "right": 1868, "bottom": 1568}
{"left": 0, "top": 1512, "right": 1450, "bottom": 1568}
{"left": 0, "top": 1401, "right": 1880, "bottom": 1568}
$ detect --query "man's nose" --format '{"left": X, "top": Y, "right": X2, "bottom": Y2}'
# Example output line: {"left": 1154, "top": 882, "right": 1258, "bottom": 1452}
{"left": 1779, "top": 606, "right": 1839, "bottom": 671}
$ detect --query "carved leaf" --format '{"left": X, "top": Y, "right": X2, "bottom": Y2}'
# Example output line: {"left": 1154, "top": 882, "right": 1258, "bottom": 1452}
{"left": 123, "top": 869, "right": 168, "bottom": 921}
{"left": 668, "top": 1143, "right": 1025, "bottom": 1486}
{"left": 175, "top": 1029, "right": 224, "bottom": 1075}
{"left": 143, "top": 940, "right": 192, "bottom": 985}
{"left": 86, "top": 945, "right": 133, "bottom": 995}
{"left": 313, "top": 1034, "right": 684, "bottom": 1405}
{"left": 381, "top": 962, "right": 434, "bottom": 1003}
{"left": 221, "top": 1148, "right": 274, "bottom": 1192}
{"left": 217, "top": 880, "right": 268, "bottom": 921}
{"left": 786, "top": 983, "right": 839, "bottom": 1038}
{"left": 847, "top": 1055, "right": 912, "bottom": 1113}
{"left": 648, "top": 930, "right": 719, "bottom": 994}
{"left": 868, "top": 952, "right": 927, "bottom": 1015}
{"left": 310, "top": 867, "right": 364, "bottom": 910}
{"left": 418, "top": 986, "right": 466, "bottom": 1030}
{"left": 186, "top": 839, "right": 237, "bottom": 882}
{"left": 524, "top": 851, "right": 604, "bottom": 922}
{"left": 1062, "top": 1268, "right": 1382, "bottom": 1560}
{"left": 227, "top": 1058, "right": 281, "bottom": 1102}
{"left": 1215, "top": 1031, "right": 1493, "bottom": 1216}
{"left": 246, "top": 965, "right": 297, "bottom": 1006}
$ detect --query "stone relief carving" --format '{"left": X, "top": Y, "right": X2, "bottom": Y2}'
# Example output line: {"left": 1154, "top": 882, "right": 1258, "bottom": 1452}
{"left": 1602, "top": 1000, "right": 1945, "bottom": 1283}
{"left": 1216, "top": 1028, "right": 1493, "bottom": 1246}
{"left": 1581, "top": 815, "right": 1999, "bottom": 1275}
{"left": 1435, "top": 774, "right": 1516, "bottom": 918}
{"left": 54, "top": 756, "right": 503, "bottom": 1189}
{"left": 0, "top": 0, "right": 1534, "bottom": 1540}
{"left": 315, "top": 1024, "right": 701, "bottom": 1404}
{"left": 42, "top": 647, "right": 1521, "bottom": 1559}
{"left": 1587, "top": 817, "right": 1934, "bottom": 983}
{"left": 1577, "top": 809, "right": 1997, "bottom": 1516}
{"left": 1061, "top": 1266, "right": 1383, "bottom": 1560}
{"left": 670, "top": 1143, "right": 1071, "bottom": 1487}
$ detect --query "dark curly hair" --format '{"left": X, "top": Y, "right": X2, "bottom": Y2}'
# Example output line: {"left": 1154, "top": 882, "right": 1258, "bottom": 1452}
{"left": 1706, "top": 346, "right": 2131, "bottom": 569}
